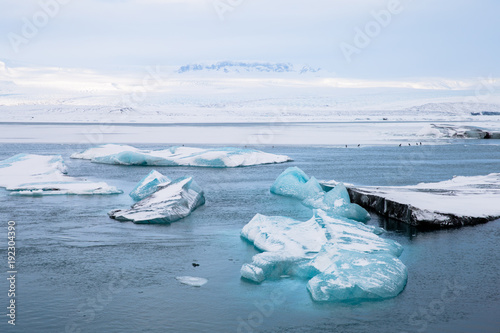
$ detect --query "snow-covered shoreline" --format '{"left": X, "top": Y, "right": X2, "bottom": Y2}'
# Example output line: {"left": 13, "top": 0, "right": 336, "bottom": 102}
{"left": 322, "top": 174, "right": 500, "bottom": 228}
{"left": 1, "top": 120, "right": 499, "bottom": 146}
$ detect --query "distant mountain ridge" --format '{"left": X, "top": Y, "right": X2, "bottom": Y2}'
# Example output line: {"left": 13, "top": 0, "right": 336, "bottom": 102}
{"left": 177, "top": 61, "right": 320, "bottom": 74}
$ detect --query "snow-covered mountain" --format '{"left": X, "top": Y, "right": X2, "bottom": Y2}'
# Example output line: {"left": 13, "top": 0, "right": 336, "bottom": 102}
{"left": 1, "top": 59, "right": 500, "bottom": 123}
{"left": 177, "top": 61, "right": 320, "bottom": 74}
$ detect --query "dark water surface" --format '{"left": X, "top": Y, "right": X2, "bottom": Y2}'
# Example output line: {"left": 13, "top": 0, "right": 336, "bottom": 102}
{"left": 0, "top": 143, "right": 499, "bottom": 332}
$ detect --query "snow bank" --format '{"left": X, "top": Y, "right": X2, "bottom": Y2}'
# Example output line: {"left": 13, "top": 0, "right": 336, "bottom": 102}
{"left": 323, "top": 173, "right": 500, "bottom": 228}
{"left": 417, "top": 124, "right": 500, "bottom": 139}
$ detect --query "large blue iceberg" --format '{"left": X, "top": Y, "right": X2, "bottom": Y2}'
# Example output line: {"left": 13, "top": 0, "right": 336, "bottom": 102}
{"left": 129, "top": 170, "right": 171, "bottom": 201}
{"left": 109, "top": 176, "right": 205, "bottom": 224}
{"left": 270, "top": 167, "right": 370, "bottom": 222}
{"left": 240, "top": 210, "right": 407, "bottom": 302}
{"left": 71, "top": 144, "right": 292, "bottom": 168}
{"left": 0, "top": 153, "right": 122, "bottom": 196}
{"left": 240, "top": 167, "right": 406, "bottom": 302}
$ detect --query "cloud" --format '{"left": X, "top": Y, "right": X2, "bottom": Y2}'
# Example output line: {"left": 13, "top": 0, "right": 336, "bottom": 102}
{"left": 0, "top": 0, "right": 498, "bottom": 79}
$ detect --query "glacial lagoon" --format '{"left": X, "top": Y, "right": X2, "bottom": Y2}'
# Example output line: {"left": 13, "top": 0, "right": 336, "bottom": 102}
{"left": 0, "top": 142, "right": 499, "bottom": 332}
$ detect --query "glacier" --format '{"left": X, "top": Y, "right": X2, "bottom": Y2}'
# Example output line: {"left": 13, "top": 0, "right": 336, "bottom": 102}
{"left": 0, "top": 154, "right": 122, "bottom": 196}
{"left": 270, "top": 167, "right": 370, "bottom": 222}
{"left": 71, "top": 144, "right": 292, "bottom": 167}
{"left": 240, "top": 210, "right": 407, "bottom": 302}
{"left": 109, "top": 176, "right": 205, "bottom": 224}
{"left": 129, "top": 170, "right": 171, "bottom": 201}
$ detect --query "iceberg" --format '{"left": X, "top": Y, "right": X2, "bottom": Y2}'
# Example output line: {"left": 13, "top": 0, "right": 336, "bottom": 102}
{"left": 71, "top": 144, "right": 292, "bottom": 167}
{"left": 109, "top": 176, "right": 205, "bottom": 224}
{"left": 129, "top": 170, "right": 171, "bottom": 201}
{"left": 323, "top": 173, "right": 500, "bottom": 228}
{"left": 270, "top": 167, "right": 370, "bottom": 222}
{"left": 270, "top": 167, "right": 322, "bottom": 200}
{"left": 240, "top": 210, "right": 407, "bottom": 301}
{"left": 0, "top": 154, "right": 122, "bottom": 196}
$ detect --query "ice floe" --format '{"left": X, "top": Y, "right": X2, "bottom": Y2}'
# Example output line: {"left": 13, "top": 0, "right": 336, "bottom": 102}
{"left": 71, "top": 144, "right": 292, "bottom": 167}
{"left": 109, "top": 176, "right": 205, "bottom": 223}
{"left": 240, "top": 210, "right": 407, "bottom": 301}
{"left": 323, "top": 173, "right": 500, "bottom": 228}
{"left": 176, "top": 276, "right": 208, "bottom": 287}
{"left": 0, "top": 153, "right": 122, "bottom": 196}
{"left": 270, "top": 167, "right": 370, "bottom": 222}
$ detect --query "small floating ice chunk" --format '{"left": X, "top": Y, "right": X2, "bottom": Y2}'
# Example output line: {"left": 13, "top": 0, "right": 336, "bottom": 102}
{"left": 271, "top": 167, "right": 370, "bottom": 222}
{"left": 176, "top": 276, "right": 208, "bottom": 287}
{"left": 71, "top": 144, "right": 292, "bottom": 167}
{"left": 0, "top": 154, "right": 122, "bottom": 196}
{"left": 129, "top": 170, "right": 171, "bottom": 201}
{"left": 109, "top": 176, "right": 205, "bottom": 224}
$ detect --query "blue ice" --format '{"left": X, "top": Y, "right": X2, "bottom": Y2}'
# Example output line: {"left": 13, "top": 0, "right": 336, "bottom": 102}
{"left": 271, "top": 167, "right": 370, "bottom": 222}
{"left": 129, "top": 170, "right": 171, "bottom": 201}
{"left": 240, "top": 210, "right": 407, "bottom": 302}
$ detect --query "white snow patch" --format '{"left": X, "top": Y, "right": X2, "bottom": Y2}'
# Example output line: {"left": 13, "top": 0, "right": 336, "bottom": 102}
{"left": 357, "top": 173, "right": 500, "bottom": 218}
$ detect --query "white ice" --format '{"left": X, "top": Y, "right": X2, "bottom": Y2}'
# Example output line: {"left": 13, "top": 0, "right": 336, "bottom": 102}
{"left": 71, "top": 144, "right": 291, "bottom": 167}
{"left": 0, "top": 153, "right": 122, "bottom": 196}
{"left": 109, "top": 176, "right": 205, "bottom": 223}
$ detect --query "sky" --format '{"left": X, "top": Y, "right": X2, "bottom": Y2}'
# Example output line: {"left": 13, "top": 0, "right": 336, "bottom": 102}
{"left": 0, "top": 0, "right": 499, "bottom": 79}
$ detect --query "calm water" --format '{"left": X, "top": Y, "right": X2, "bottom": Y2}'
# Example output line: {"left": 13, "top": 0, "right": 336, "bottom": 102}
{"left": 0, "top": 143, "right": 499, "bottom": 332}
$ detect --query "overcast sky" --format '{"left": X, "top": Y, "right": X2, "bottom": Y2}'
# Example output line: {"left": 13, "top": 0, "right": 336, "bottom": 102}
{"left": 1, "top": 0, "right": 499, "bottom": 79}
